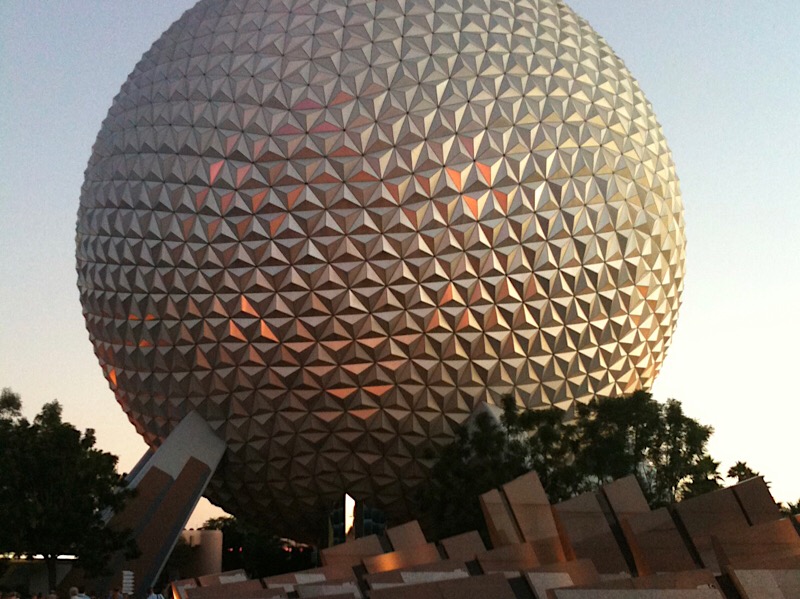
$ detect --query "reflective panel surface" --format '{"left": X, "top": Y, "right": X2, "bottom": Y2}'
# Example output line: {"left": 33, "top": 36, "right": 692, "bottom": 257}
{"left": 77, "top": 0, "right": 685, "bottom": 533}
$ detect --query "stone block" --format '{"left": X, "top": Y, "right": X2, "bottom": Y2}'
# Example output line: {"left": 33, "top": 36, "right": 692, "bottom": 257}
{"left": 294, "top": 580, "right": 362, "bottom": 598}
{"left": 439, "top": 531, "right": 486, "bottom": 561}
{"left": 549, "top": 589, "right": 724, "bottom": 598}
{"left": 727, "top": 568, "right": 800, "bottom": 599}
{"left": 523, "top": 559, "right": 600, "bottom": 598}
{"left": 192, "top": 586, "right": 287, "bottom": 599}
{"left": 731, "top": 477, "right": 782, "bottom": 526}
{"left": 552, "top": 492, "right": 630, "bottom": 575}
{"left": 601, "top": 475, "right": 650, "bottom": 523}
{"left": 438, "top": 572, "right": 516, "bottom": 599}
{"left": 631, "top": 569, "right": 717, "bottom": 590}
{"left": 262, "top": 564, "right": 356, "bottom": 593}
{"left": 527, "top": 572, "right": 575, "bottom": 598}
{"left": 186, "top": 578, "right": 263, "bottom": 599}
{"left": 320, "top": 535, "right": 385, "bottom": 568}
{"left": 363, "top": 543, "right": 441, "bottom": 573}
{"left": 672, "top": 487, "right": 751, "bottom": 573}
{"left": 621, "top": 508, "right": 697, "bottom": 575}
{"left": 196, "top": 570, "right": 247, "bottom": 586}
{"left": 475, "top": 542, "right": 539, "bottom": 576}
{"left": 369, "top": 572, "right": 515, "bottom": 599}
{"left": 711, "top": 518, "right": 800, "bottom": 570}
{"left": 369, "top": 582, "right": 441, "bottom": 599}
{"left": 365, "top": 561, "right": 469, "bottom": 591}
{"left": 386, "top": 520, "right": 427, "bottom": 551}
{"left": 170, "top": 578, "right": 198, "bottom": 599}
{"left": 502, "top": 471, "right": 566, "bottom": 564}
{"left": 480, "top": 488, "right": 524, "bottom": 547}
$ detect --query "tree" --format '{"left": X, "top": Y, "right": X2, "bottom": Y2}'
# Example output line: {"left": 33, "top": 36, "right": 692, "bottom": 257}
{"left": 572, "top": 393, "right": 721, "bottom": 506}
{"left": 0, "top": 389, "right": 135, "bottom": 590}
{"left": 202, "top": 517, "right": 315, "bottom": 578}
{"left": 504, "top": 397, "right": 582, "bottom": 503}
{"left": 416, "top": 404, "right": 530, "bottom": 541}
{"left": 415, "top": 391, "right": 723, "bottom": 539}
{"left": 727, "top": 461, "right": 759, "bottom": 483}
{"left": 780, "top": 500, "right": 800, "bottom": 516}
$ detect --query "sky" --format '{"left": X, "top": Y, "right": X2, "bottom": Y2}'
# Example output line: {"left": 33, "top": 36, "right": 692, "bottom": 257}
{"left": 1, "top": 1, "right": 798, "bottom": 530}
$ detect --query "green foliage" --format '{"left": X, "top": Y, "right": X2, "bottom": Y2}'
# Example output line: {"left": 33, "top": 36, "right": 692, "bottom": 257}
{"left": 202, "top": 516, "right": 315, "bottom": 578}
{"left": 726, "top": 461, "right": 760, "bottom": 483}
{"left": 0, "top": 389, "right": 134, "bottom": 589}
{"left": 158, "top": 536, "right": 195, "bottom": 587}
{"left": 781, "top": 500, "right": 800, "bottom": 516}
{"left": 571, "top": 392, "right": 720, "bottom": 506}
{"left": 506, "top": 398, "right": 581, "bottom": 503}
{"left": 416, "top": 405, "right": 529, "bottom": 541}
{"left": 416, "top": 391, "right": 723, "bottom": 540}
{"left": 0, "top": 388, "right": 22, "bottom": 418}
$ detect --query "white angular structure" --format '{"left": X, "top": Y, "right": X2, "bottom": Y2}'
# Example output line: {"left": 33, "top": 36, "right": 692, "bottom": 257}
{"left": 76, "top": 0, "right": 685, "bottom": 534}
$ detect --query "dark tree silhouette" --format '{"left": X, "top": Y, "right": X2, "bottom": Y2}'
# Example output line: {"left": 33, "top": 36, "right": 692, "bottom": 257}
{"left": 202, "top": 517, "right": 315, "bottom": 578}
{"left": 781, "top": 500, "right": 800, "bottom": 516}
{"left": 726, "top": 461, "right": 760, "bottom": 483}
{"left": 573, "top": 393, "right": 720, "bottom": 506}
{"left": 416, "top": 391, "right": 723, "bottom": 540}
{"left": 416, "top": 403, "right": 530, "bottom": 541}
{"left": 0, "top": 389, "right": 134, "bottom": 589}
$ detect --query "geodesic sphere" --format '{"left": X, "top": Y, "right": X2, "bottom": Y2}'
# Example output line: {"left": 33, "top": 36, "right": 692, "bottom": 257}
{"left": 76, "top": 0, "right": 685, "bottom": 534}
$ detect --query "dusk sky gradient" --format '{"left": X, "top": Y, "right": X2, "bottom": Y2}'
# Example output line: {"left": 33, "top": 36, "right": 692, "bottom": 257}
{"left": 1, "top": 1, "right": 797, "bottom": 528}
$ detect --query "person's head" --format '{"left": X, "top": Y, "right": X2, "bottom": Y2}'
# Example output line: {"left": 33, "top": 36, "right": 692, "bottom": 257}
{"left": 70, "top": 589, "right": 78, "bottom": 598}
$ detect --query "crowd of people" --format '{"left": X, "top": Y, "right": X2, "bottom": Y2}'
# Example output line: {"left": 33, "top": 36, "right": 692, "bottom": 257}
{"left": 1, "top": 586, "right": 165, "bottom": 599}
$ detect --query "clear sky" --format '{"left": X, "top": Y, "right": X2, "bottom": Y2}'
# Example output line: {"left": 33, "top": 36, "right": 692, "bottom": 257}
{"left": 1, "top": 1, "right": 798, "bottom": 529}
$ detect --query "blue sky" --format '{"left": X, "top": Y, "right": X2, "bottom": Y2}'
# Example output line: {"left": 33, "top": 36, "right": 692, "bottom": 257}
{"left": 1, "top": 1, "right": 798, "bottom": 527}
